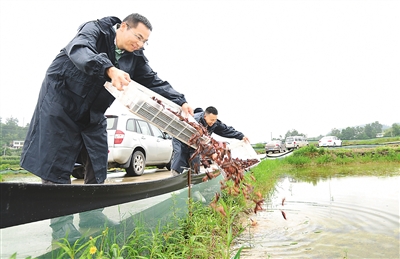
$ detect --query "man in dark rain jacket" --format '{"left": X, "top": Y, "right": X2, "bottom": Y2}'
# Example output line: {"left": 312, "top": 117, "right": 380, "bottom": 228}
{"left": 171, "top": 106, "right": 249, "bottom": 176}
{"left": 20, "top": 13, "right": 194, "bottom": 242}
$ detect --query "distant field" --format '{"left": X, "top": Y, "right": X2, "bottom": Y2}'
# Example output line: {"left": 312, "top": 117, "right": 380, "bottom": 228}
{"left": 315, "top": 136, "right": 400, "bottom": 146}
{"left": 253, "top": 137, "right": 400, "bottom": 154}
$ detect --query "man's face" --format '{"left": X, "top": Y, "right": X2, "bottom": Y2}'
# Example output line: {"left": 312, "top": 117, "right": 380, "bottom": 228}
{"left": 117, "top": 22, "right": 150, "bottom": 52}
{"left": 204, "top": 113, "right": 217, "bottom": 127}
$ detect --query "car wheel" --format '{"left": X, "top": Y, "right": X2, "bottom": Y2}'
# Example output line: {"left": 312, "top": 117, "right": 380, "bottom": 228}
{"left": 72, "top": 166, "right": 85, "bottom": 179}
{"left": 126, "top": 151, "right": 145, "bottom": 176}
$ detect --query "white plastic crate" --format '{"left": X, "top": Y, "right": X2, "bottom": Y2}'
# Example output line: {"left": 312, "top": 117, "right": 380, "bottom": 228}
{"left": 228, "top": 140, "right": 260, "bottom": 161}
{"left": 104, "top": 81, "right": 209, "bottom": 148}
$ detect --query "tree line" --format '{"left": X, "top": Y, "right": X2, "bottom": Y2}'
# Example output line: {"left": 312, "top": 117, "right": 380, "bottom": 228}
{"left": 0, "top": 117, "right": 29, "bottom": 152}
{"left": 284, "top": 121, "right": 400, "bottom": 140}
{"left": 328, "top": 121, "right": 400, "bottom": 140}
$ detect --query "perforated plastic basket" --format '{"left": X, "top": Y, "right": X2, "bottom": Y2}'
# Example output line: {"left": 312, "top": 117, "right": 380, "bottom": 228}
{"left": 105, "top": 81, "right": 209, "bottom": 148}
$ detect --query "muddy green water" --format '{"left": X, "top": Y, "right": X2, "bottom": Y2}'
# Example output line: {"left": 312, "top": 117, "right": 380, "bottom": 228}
{"left": 234, "top": 175, "right": 400, "bottom": 258}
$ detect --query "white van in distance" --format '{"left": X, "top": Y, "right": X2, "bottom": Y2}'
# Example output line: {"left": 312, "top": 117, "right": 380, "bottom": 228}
{"left": 285, "top": 136, "right": 309, "bottom": 150}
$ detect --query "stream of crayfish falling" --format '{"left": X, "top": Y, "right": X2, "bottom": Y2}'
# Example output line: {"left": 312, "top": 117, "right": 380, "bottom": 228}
{"left": 150, "top": 96, "right": 262, "bottom": 216}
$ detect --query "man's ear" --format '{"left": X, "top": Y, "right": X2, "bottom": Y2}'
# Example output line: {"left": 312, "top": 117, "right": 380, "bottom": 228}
{"left": 119, "top": 22, "right": 129, "bottom": 30}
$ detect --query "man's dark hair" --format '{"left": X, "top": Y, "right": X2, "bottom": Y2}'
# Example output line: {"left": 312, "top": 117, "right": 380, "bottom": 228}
{"left": 123, "top": 13, "right": 153, "bottom": 31}
{"left": 205, "top": 106, "right": 218, "bottom": 115}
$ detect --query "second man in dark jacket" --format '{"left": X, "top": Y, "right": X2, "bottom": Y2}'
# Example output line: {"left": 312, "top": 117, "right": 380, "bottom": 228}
{"left": 171, "top": 106, "right": 249, "bottom": 176}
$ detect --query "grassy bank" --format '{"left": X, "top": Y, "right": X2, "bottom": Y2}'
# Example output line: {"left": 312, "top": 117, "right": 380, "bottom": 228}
{"left": 342, "top": 136, "right": 400, "bottom": 146}
{"left": 7, "top": 146, "right": 400, "bottom": 259}
{"left": 264, "top": 145, "right": 400, "bottom": 185}
{"left": 281, "top": 145, "right": 400, "bottom": 170}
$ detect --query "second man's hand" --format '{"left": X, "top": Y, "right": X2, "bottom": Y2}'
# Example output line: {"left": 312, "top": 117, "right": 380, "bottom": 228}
{"left": 106, "top": 67, "right": 131, "bottom": 90}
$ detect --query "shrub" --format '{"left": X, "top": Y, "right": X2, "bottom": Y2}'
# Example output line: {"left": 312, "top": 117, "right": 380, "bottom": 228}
{"left": 316, "top": 154, "right": 334, "bottom": 164}
{"left": 292, "top": 145, "right": 321, "bottom": 159}
{"left": 335, "top": 149, "right": 353, "bottom": 158}
{"left": 334, "top": 156, "right": 353, "bottom": 164}
{"left": 0, "top": 156, "right": 20, "bottom": 166}
{"left": 284, "top": 155, "right": 311, "bottom": 166}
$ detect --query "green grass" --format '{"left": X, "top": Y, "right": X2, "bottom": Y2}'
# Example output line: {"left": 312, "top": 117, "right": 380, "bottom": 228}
{"left": 5, "top": 145, "right": 400, "bottom": 259}
{"left": 281, "top": 145, "right": 400, "bottom": 166}
{"left": 268, "top": 145, "right": 400, "bottom": 183}
{"left": 343, "top": 136, "right": 400, "bottom": 145}
{"left": 30, "top": 195, "right": 249, "bottom": 259}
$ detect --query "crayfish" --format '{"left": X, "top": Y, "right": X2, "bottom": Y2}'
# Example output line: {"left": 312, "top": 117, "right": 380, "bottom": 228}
{"left": 151, "top": 97, "right": 262, "bottom": 214}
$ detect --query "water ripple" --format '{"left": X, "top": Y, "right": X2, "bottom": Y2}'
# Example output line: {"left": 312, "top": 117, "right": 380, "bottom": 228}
{"left": 233, "top": 176, "right": 400, "bottom": 258}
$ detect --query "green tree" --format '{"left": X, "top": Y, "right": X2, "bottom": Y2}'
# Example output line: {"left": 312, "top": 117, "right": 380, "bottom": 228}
{"left": 6, "top": 118, "right": 19, "bottom": 146}
{"left": 0, "top": 117, "right": 29, "bottom": 149}
{"left": 285, "top": 129, "right": 306, "bottom": 139}
{"left": 370, "top": 121, "right": 383, "bottom": 135}
{"left": 364, "top": 124, "right": 374, "bottom": 138}
{"left": 363, "top": 121, "right": 382, "bottom": 138}
{"left": 354, "top": 126, "right": 364, "bottom": 139}
{"left": 392, "top": 123, "right": 400, "bottom": 136}
{"left": 329, "top": 128, "right": 341, "bottom": 137}
{"left": 341, "top": 127, "right": 355, "bottom": 140}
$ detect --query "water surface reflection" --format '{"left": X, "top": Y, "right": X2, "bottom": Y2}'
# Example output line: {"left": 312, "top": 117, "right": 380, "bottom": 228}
{"left": 235, "top": 175, "right": 400, "bottom": 258}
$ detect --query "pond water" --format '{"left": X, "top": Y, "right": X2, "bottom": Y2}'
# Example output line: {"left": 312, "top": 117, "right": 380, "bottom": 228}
{"left": 234, "top": 175, "right": 400, "bottom": 258}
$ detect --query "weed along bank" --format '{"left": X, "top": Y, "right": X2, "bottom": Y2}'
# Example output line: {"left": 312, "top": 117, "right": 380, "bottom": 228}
{"left": 1, "top": 144, "right": 399, "bottom": 258}
{"left": 2, "top": 80, "right": 263, "bottom": 258}
{"left": 1, "top": 142, "right": 262, "bottom": 258}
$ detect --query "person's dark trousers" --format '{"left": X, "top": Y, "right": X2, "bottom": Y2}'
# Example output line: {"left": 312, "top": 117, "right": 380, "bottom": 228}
{"left": 44, "top": 145, "right": 118, "bottom": 243}
{"left": 171, "top": 138, "right": 200, "bottom": 174}
{"left": 50, "top": 214, "right": 81, "bottom": 244}
{"left": 42, "top": 180, "right": 81, "bottom": 243}
{"left": 75, "top": 145, "right": 118, "bottom": 227}
{"left": 49, "top": 209, "right": 119, "bottom": 243}
{"left": 76, "top": 144, "right": 97, "bottom": 184}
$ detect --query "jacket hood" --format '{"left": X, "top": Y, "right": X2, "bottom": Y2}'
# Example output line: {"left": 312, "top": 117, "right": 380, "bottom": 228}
{"left": 96, "top": 16, "right": 121, "bottom": 32}
{"left": 76, "top": 16, "right": 121, "bottom": 32}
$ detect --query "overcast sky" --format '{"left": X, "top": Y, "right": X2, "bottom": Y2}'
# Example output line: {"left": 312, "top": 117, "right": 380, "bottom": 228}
{"left": 0, "top": 0, "right": 399, "bottom": 143}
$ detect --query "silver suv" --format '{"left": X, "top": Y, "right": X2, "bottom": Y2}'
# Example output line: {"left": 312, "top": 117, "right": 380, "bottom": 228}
{"left": 106, "top": 113, "right": 173, "bottom": 176}
{"left": 72, "top": 113, "right": 173, "bottom": 179}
